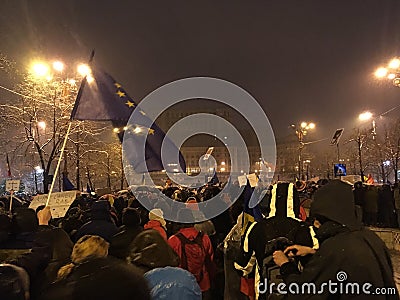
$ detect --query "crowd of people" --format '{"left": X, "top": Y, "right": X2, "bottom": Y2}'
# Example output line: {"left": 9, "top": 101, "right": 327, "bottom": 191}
{"left": 0, "top": 178, "right": 398, "bottom": 299}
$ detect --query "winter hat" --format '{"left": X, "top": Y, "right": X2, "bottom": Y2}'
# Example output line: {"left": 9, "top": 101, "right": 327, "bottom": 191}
{"left": 177, "top": 208, "right": 194, "bottom": 224}
{"left": 185, "top": 198, "right": 199, "bottom": 211}
{"left": 149, "top": 209, "right": 166, "bottom": 228}
{"left": 91, "top": 200, "right": 111, "bottom": 211}
{"left": 295, "top": 180, "right": 306, "bottom": 192}
{"left": 122, "top": 208, "right": 141, "bottom": 226}
{"left": 12, "top": 208, "right": 38, "bottom": 234}
{"left": 57, "top": 235, "right": 109, "bottom": 280}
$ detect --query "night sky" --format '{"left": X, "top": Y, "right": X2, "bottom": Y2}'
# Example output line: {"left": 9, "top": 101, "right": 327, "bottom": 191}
{"left": 1, "top": 0, "right": 400, "bottom": 142}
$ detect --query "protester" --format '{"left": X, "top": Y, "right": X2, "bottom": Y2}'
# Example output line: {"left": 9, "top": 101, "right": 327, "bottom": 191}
{"left": 144, "top": 209, "right": 167, "bottom": 240}
{"left": 144, "top": 266, "right": 202, "bottom": 300}
{"left": 73, "top": 200, "right": 118, "bottom": 242}
{"left": 168, "top": 208, "right": 215, "bottom": 299}
{"left": 109, "top": 207, "right": 143, "bottom": 259}
{"left": 235, "top": 182, "right": 314, "bottom": 299}
{"left": 128, "top": 229, "right": 179, "bottom": 274}
{"left": 273, "top": 180, "right": 398, "bottom": 299}
{"left": 41, "top": 234, "right": 151, "bottom": 300}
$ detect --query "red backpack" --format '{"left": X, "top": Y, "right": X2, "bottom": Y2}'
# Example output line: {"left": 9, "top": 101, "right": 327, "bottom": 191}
{"left": 175, "top": 231, "right": 206, "bottom": 283}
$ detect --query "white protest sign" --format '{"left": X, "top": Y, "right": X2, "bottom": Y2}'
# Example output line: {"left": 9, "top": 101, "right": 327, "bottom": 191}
{"left": 238, "top": 175, "right": 247, "bottom": 187}
{"left": 203, "top": 147, "right": 214, "bottom": 160}
{"left": 5, "top": 180, "right": 20, "bottom": 192}
{"left": 29, "top": 191, "right": 77, "bottom": 218}
{"left": 246, "top": 173, "right": 259, "bottom": 188}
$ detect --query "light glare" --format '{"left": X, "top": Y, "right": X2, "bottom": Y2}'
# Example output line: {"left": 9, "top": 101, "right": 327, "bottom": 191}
{"left": 359, "top": 111, "right": 373, "bottom": 121}
{"left": 375, "top": 67, "right": 388, "bottom": 78}
{"left": 32, "top": 63, "right": 49, "bottom": 77}
{"left": 77, "top": 64, "right": 91, "bottom": 77}
{"left": 388, "top": 58, "right": 400, "bottom": 69}
{"left": 53, "top": 61, "right": 64, "bottom": 72}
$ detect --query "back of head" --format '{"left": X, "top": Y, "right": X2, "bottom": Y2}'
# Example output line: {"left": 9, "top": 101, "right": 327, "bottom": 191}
{"left": 311, "top": 180, "right": 360, "bottom": 229}
{"left": 89, "top": 200, "right": 111, "bottom": 221}
{"left": 148, "top": 209, "right": 166, "bottom": 228}
{"left": 0, "top": 264, "right": 30, "bottom": 300}
{"left": 122, "top": 208, "right": 141, "bottom": 227}
{"left": 177, "top": 208, "right": 195, "bottom": 226}
{"left": 128, "top": 230, "right": 179, "bottom": 271}
{"left": 72, "top": 259, "right": 151, "bottom": 300}
{"left": 71, "top": 235, "right": 109, "bottom": 264}
{"left": 57, "top": 235, "right": 109, "bottom": 281}
{"left": 12, "top": 208, "right": 38, "bottom": 234}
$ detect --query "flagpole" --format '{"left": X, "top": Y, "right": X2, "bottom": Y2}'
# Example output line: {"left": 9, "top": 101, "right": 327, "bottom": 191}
{"left": 46, "top": 122, "right": 72, "bottom": 207}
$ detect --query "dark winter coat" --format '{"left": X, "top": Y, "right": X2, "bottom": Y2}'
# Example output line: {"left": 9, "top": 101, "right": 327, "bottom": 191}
{"left": 73, "top": 200, "right": 118, "bottom": 242}
{"left": 280, "top": 180, "right": 399, "bottom": 300}
{"left": 129, "top": 229, "right": 179, "bottom": 274}
{"left": 109, "top": 225, "right": 143, "bottom": 259}
{"left": 40, "top": 257, "right": 151, "bottom": 300}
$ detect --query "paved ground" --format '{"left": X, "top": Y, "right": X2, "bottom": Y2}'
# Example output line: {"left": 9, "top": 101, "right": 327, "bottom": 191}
{"left": 390, "top": 251, "right": 400, "bottom": 293}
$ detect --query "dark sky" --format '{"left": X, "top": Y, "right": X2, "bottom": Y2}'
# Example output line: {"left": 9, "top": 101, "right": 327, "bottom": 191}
{"left": 1, "top": 0, "right": 400, "bottom": 142}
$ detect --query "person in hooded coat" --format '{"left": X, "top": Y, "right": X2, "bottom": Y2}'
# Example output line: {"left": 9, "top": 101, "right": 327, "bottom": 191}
{"left": 273, "top": 180, "right": 399, "bottom": 300}
{"left": 144, "top": 266, "right": 202, "bottom": 300}
{"left": 234, "top": 182, "right": 314, "bottom": 300}
{"left": 128, "top": 229, "right": 179, "bottom": 274}
{"left": 73, "top": 200, "right": 118, "bottom": 242}
{"left": 109, "top": 208, "right": 143, "bottom": 259}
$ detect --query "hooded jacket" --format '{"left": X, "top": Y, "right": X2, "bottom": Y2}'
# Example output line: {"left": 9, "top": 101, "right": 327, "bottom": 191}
{"left": 73, "top": 200, "right": 118, "bottom": 242}
{"left": 280, "top": 180, "right": 398, "bottom": 299}
{"left": 144, "top": 266, "right": 202, "bottom": 300}
{"left": 234, "top": 182, "right": 313, "bottom": 299}
{"left": 129, "top": 229, "right": 179, "bottom": 274}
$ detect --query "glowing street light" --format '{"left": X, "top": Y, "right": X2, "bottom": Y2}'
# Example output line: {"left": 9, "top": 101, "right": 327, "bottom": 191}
{"left": 374, "top": 67, "right": 388, "bottom": 78}
{"left": 374, "top": 57, "right": 400, "bottom": 87}
{"left": 358, "top": 111, "right": 373, "bottom": 121}
{"left": 291, "top": 121, "right": 316, "bottom": 180}
{"left": 388, "top": 58, "right": 400, "bottom": 69}
{"left": 31, "top": 62, "right": 49, "bottom": 77}
{"left": 52, "top": 61, "right": 64, "bottom": 72}
{"left": 77, "top": 64, "right": 91, "bottom": 77}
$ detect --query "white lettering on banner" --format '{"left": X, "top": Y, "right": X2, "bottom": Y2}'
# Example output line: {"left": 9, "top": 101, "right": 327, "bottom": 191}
{"left": 29, "top": 191, "right": 77, "bottom": 218}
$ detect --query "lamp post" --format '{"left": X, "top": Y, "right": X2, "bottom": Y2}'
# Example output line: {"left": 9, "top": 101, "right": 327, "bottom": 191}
{"left": 291, "top": 122, "right": 316, "bottom": 180}
{"left": 375, "top": 58, "right": 400, "bottom": 87}
{"left": 29, "top": 60, "right": 86, "bottom": 193}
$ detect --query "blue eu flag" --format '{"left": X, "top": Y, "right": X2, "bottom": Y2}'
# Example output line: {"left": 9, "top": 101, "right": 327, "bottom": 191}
{"left": 62, "top": 173, "right": 76, "bottom": 191}
{"left": 70, "top": 65, "right": 186, "bottom": 173}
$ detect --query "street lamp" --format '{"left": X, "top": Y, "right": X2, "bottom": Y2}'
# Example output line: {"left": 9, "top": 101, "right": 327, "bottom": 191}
{"left": 374, "top": 57, "right": 400, "bottom": 87}
{"left": 291, "top": 121, "right": 316, "bottom": 180}
{"left": 358, "top": 111, "right": 376, "bottom": 139}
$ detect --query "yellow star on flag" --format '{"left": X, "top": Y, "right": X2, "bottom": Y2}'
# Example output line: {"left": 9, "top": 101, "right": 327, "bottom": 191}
{"left": 114, "top": 82, "right": 122, "bottom": 88}
{"left": 126, "top": 101, "right": 135, "bottom": 108}
{"left": 148, "top": 128, "right": 155, "bottom": 135}
{"left": 116, "top": 90, "right": 126, "bottom": 97}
